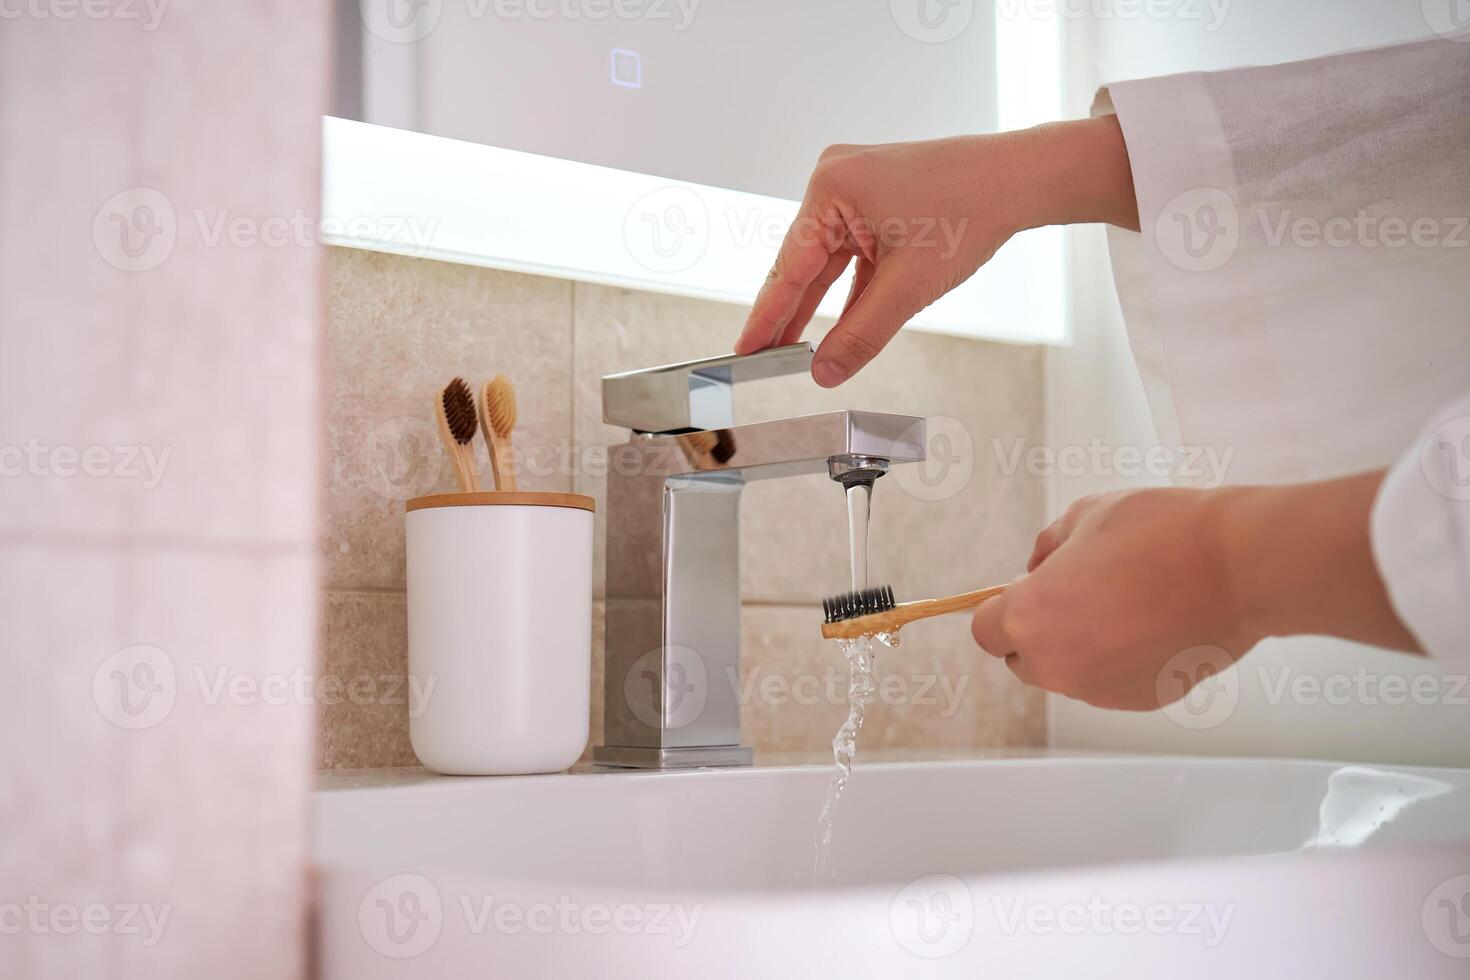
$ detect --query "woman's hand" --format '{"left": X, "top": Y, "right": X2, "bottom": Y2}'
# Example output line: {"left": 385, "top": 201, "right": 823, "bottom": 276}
{"left": 971, "top": 472, "right": 1420, "bottom": 710}
{"left": 971, "top": 487, "right": 1249, "bottom": 710}
{"left": 734, "top": 115, "right": 1138, "bottom": 387}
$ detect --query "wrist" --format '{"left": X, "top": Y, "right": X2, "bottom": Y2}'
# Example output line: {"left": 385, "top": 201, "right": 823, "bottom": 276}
{"left": 1210, "top": 486, "right": 1277, "bottom": 646}
{"left": 1007, "top": 115, "right": 1140, "bottom": 232}
{"left": 1211, "top": 473, "right": 1418, "bottom": 652}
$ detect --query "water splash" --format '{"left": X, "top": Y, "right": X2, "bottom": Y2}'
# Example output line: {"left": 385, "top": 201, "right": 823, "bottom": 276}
{"left": 813, "top": 631, "right": 896, "bottom": 879}
{"left": 812, "top": 473, "right": 898, "bottom": 881}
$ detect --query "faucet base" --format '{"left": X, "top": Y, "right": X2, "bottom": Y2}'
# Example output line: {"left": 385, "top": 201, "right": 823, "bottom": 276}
{"left": 592, "top": 744, "right": 754, "bottom": 769}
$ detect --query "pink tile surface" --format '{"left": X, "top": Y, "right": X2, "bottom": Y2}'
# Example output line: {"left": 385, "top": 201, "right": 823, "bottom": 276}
{"left": 1, "top": 3, "right": 327, "bottom": 976}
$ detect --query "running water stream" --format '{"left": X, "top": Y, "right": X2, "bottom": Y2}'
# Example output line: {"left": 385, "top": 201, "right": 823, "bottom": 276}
{"left": 813, "top": 480, "right": 897, "bottom": 880}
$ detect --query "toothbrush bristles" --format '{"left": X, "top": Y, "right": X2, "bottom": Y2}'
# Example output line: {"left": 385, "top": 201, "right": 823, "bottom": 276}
{"left": 822, "top": 585, "right": 895, "bottom": 624}
{"left": 483, "top": 375, "right": 517, "bottom": 439}
{"left": 442, "top": 377, "right": 478, "bottom": 445}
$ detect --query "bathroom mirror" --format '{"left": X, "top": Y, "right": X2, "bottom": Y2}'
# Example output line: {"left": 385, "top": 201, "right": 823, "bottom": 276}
{"left": 324, "top": 0, "right": 1066, "bottom": 342}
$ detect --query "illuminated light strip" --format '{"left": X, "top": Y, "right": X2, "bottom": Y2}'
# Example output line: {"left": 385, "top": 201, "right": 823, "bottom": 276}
{"left": 322, "top": 1, "right": 1066, "bottom": 346}
{"left": 994, "top": 0, "right": 1067, "bottom": 342}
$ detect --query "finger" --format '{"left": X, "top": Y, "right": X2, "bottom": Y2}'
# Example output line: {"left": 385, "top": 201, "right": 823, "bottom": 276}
{"left": 1002, "top": 653, "right": 1040, "bottom": 687}
{"left": 839, "top": 256, "right": 875, "bottom": 321}
{"left": 810, "top": 262, "right": 928, "bottom": 387}
{"left": 970, "top": 592, "right": 1014, "bottom": 658}
{"left": 1027, "top": 497, "right": 1096, "bottom": 571}
{"left": 735, "top": 204, "right": 839, "bottom": 355}
{"left": 1027, "top": 519, "right": 1068, "bottom": 572}
{"left": 777, "top": 248, "right": 853, "bottom": 348}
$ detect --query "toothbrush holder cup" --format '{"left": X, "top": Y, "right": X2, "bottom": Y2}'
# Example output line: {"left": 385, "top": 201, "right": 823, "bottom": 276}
{"left": 405, "top": 491, "right": 595, "bottom": 775}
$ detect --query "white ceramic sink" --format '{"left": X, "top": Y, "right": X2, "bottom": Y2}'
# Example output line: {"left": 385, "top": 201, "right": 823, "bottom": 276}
{"left": 314, "top": 753, "right": 1470, "bottom": 977}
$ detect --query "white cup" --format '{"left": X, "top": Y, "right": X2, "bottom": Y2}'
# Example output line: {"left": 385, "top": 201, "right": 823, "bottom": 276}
{"left": 405, "top": 491, "right": 594, "bottom": 775}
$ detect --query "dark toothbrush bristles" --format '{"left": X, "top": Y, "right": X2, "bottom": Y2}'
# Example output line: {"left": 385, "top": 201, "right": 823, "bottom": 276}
{"left": 822, "top": 585, "right": 896, "bottom": 623}
{"left": 442, "top": 377, "right": 478, "bottom": 445}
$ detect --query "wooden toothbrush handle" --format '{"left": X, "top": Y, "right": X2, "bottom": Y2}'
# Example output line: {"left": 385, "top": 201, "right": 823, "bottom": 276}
{"left": 488, "top": 433, "right": 517, "bottom": 492}
{"left": 896, "top": 584, "right": 1008, "bottom": 626}
{"left": 820, "top": 584, "right": 1008, "bottom": 639}
{"left": 452, "top": 444, "right": 479, "bottom": 492}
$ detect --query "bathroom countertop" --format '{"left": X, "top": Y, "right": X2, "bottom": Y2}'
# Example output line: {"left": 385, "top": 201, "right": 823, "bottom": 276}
{"left": 314, "top": 746, "right": 1125, "bottom": 790}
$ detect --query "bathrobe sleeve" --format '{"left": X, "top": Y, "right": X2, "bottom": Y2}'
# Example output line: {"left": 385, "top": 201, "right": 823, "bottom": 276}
{"left": 1372, "top": 393, "right": 1470, "bottom": 661}
{"left": 1093, "top": 35, "right": 1470, "bottom": 661}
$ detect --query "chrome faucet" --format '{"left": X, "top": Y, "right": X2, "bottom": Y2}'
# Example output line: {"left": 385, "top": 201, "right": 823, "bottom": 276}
{"left": 593, "top": 343, "right": 927, "bottom": 769}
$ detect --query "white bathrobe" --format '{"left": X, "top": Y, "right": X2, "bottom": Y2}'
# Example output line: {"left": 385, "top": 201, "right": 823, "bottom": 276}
{"left": 1095, "top": 34, "right": 1470, "bottom": 661}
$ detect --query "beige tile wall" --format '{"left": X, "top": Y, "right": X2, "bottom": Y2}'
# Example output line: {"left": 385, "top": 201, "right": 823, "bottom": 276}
{"left": 318, "top": 246, "right": 1047, "bottom": 768}
{"left": 2, "top": 5, "right": 329, "bottom": 976}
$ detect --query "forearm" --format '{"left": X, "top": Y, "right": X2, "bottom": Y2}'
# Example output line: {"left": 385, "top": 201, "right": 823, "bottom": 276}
{"left": 1000, "top": 114, "right": 1140, "bottom": 233}
{"left": 1216, "top": 471, "right": 1422, "bottom": 653}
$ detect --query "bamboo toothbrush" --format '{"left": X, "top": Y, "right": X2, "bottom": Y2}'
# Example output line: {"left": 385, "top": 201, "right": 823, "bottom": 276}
{"left": 479, "top": 375, "right": 518, "bottom": 491}
{"left": 435, "top": 377, "right": 480, "bottom": 492}
{"left": 820, "top": 583, "right": 1009, "bottom": 640}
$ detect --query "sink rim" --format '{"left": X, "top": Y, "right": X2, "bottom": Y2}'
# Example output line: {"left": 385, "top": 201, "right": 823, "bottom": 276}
{"left": 315, "top": 749, "right": 1470, "bottom": 794}
{"left": 313, "top": 751, "right": 1470, "bottom": 896}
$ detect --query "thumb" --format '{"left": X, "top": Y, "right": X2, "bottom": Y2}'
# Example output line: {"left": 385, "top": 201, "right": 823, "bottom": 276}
{"left": 810, "top": 261, "right": 931, "bottom": 387}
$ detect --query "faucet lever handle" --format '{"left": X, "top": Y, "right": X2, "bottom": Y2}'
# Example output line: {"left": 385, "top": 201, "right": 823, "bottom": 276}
{"left": 602, "top": 342, "right": 815, "bottom": 433}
